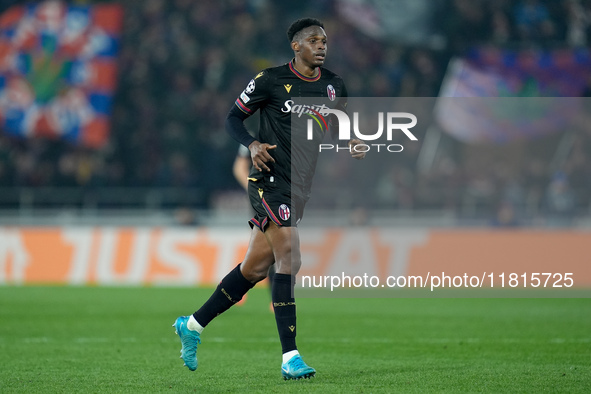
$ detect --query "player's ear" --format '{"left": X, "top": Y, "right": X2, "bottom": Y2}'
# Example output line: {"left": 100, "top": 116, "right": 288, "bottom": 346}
{"left": 291, "top": 41, "right": 300, "bottom": 52}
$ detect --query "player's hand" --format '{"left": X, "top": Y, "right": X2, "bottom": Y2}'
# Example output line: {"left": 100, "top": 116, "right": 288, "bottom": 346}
{"left": 249, "top": 141, "right": 277, "bottom": 172}
{"left": 348, "top": 139, "right": 366, "bottom": 160}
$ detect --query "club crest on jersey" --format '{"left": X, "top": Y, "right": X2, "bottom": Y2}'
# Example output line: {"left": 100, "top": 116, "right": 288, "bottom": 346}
{"left": 246, "top": 79, "right": 256, "bottom": 94}
{"left": 278, "top": 204, "right": 290, "bottom": 221}
{"left": 327, "top": 84, "right": 336, "bottom": 101}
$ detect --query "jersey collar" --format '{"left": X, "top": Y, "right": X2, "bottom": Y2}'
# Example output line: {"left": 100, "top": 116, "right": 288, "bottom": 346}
{"left": 289, "top": 59, "right": 321, "bottom": 82}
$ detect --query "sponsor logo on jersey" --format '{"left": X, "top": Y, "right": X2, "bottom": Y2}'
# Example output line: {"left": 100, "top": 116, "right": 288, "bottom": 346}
{"left": 284, "top": 84, "right": 292, "bottom": 93}
{"left": 278, "top": 204, "right": 290, "bottom": 220}
{"left": 281, "top": 100, "right": 330, "bottom": 116}
{"left": 245, "top": 79, "right": 256, "bottom": 94}
{"left": 240, "top": 91, "right": 250, "bottom": 103}
{"left": 327, "top": 84, "right": 336, "bottom": 101}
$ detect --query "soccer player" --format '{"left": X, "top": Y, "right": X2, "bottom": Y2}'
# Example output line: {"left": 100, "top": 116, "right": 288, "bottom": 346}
{"left": 233, "top": 144, "right": 277, "bottom": 308}
{"left": 173, "top": 17, "right": 365, "bottom": 380}
{"left": 232, "top": 144, "right": 252, "bottom": 192}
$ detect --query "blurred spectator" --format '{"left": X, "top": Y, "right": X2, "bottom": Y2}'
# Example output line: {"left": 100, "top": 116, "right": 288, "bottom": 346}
{"left": 544, "top": 172, "right": 576, "bottom": 226}
{"left": 489, "top": 5, "right": 514, "bottom": 44}
{"left": 514, "top": 0, "right": 557, "bottom": 43}
{"left": 564, "top": 0, "right": 591, "bottom": 47}
{"left": 490, "top": 201, "right": 521, "bottom": 227}
{"left": 174, "top": 206, "right": 199, "bottom": 226}
{"left": 445, "top": 0, "right": 489, "bottom": 52}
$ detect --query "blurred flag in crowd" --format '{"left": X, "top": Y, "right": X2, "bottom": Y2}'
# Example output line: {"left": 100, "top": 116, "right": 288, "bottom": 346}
{"left": 336, "top": 0, "right": 443, "bottom": 46}
{"left": 0, "top": 1, "right": 123, "bottom": 148}
{"left": 436, "top": 48, "right": 590, "bottom": 144}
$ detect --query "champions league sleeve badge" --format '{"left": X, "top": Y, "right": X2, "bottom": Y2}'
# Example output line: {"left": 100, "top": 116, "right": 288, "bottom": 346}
{"left": 246, "top": 79, "right": 256, "bottom": 94}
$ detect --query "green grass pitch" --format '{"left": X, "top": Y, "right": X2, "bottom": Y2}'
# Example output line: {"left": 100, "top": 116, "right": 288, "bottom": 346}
{"left": 0, "top": 286, "right": 590, "bottom": 393}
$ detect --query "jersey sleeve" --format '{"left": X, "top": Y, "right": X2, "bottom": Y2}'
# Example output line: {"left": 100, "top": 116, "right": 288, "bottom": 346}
{"left": 234, "top": 70, "right": 271, "bottom": 116}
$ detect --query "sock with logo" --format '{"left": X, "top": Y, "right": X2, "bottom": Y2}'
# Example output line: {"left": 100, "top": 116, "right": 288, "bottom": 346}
{"left": 272, "top": 273, "right": 297, "bottom": 353}
{"left": 193, "top": 263, "right": 254, "bottom": 327}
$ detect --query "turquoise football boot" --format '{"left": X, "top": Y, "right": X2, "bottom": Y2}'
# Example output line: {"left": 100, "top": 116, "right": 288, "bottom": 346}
{"left": 281, "top": 354, "right": 316, "bottom": 380}
{"left": 173, "top": 316, "right": 201, "bottom": 371}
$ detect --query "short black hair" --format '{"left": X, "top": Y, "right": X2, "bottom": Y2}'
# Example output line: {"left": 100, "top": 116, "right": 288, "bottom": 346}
{"left": 287, "top": 18, "right": 324, "bottom": 42}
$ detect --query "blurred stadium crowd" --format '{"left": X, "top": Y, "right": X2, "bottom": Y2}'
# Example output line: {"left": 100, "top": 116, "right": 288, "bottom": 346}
{"left": 0, "top": 0, "right": 590, "bottom": 224}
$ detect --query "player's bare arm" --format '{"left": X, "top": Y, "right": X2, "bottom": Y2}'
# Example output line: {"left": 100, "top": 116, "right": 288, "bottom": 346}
{"left": 232, "top": 155, "right": 251, "bottom": 191}
{"left": 248, "top": 140, "right": 276, "bottom": 172}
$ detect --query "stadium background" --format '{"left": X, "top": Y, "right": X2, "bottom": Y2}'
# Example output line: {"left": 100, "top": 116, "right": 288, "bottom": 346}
{"left": 0, "top": 0, "right": 589, "bottom": 287}
{"left": 0, "top": 2, "right": 590, "bottom": 392}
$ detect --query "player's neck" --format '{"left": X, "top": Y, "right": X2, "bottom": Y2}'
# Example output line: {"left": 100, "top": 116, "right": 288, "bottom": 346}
{"left": 291, "top": 58, "right": 318, "bottom": 78}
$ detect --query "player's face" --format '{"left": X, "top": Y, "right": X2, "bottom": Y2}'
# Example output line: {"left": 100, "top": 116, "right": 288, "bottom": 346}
{"left": 294, "top": 26, "right": 327, "bottom": 68}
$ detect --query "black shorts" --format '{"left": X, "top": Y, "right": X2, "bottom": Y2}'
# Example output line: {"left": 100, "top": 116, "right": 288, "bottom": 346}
{"left": 247, "top": 175, "right": 305, "bottom": 231}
